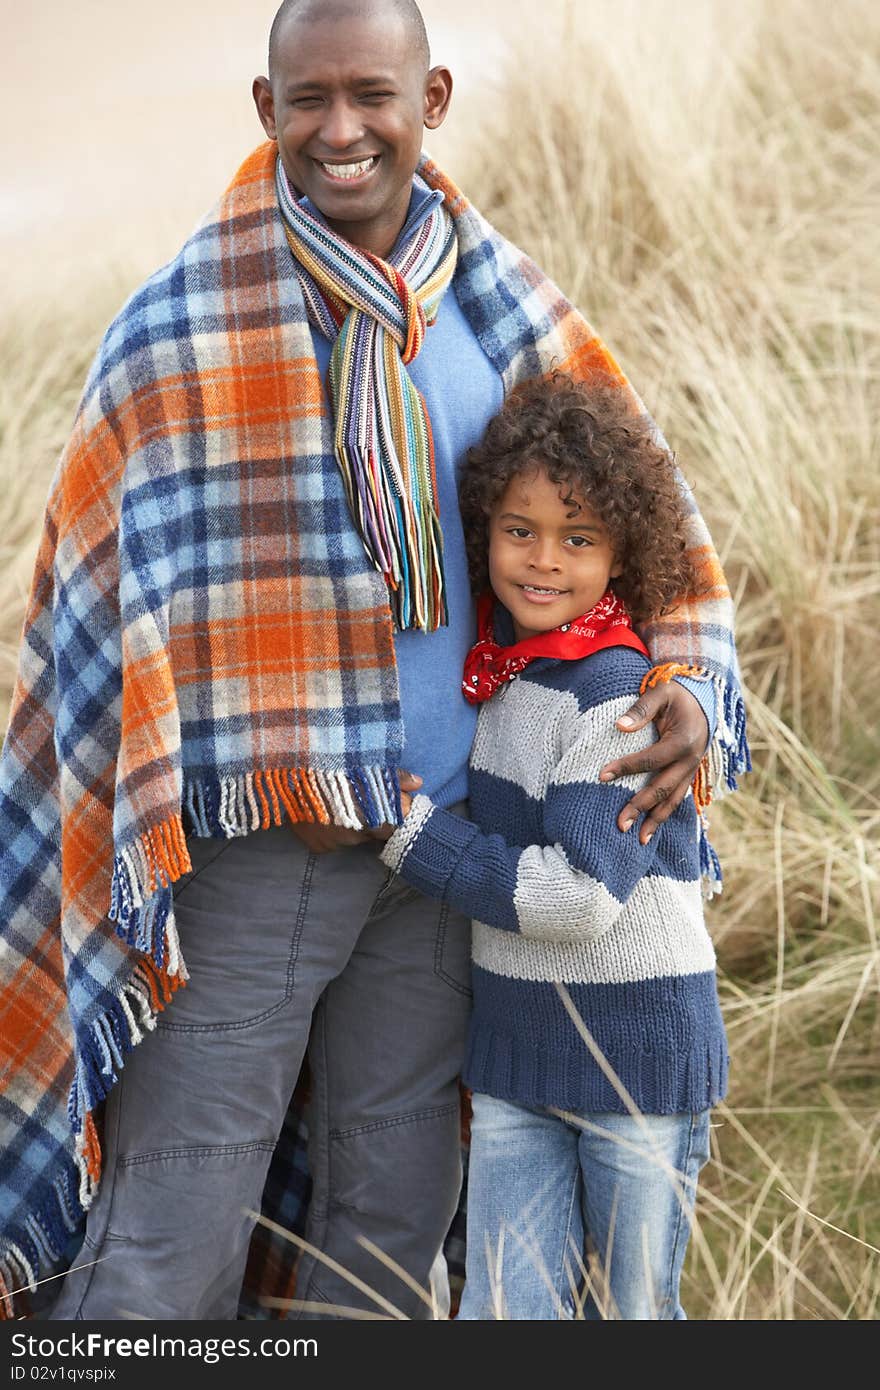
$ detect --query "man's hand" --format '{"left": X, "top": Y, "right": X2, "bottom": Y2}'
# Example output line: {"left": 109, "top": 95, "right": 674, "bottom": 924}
{"left": 599, "top": 682, "right": 709, "bottom": 845}
{"left": 396, "top": 768, "right": 422, "bottom": 818}
{"left": 291, "top": 770, "right": 423, "bottom": 851}
{"left": 288, "top": 822, "right": 373, "bottom": 854}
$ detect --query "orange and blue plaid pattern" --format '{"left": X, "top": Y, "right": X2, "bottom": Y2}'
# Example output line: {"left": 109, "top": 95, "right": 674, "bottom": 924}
{"left": 0, "top": 142, "right": 748, "bottom": 1316}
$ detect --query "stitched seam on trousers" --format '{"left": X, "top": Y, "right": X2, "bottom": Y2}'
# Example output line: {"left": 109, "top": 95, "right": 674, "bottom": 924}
{"left": 158, "top": 1002, "right": 293, "bottom": 1032}
{"left": 294, "top": 997, "right": 330, "bottom": 1311}
{"left": 159, "top": 849, "right": 317, "bottom": 1033}
{"left": 118, "top": 1140, "right": 275, "bottom": 1168}
{"left": 433, "top": 903, "right": 473, "bottom": 997}
{"left": 557, "top": 1164, "right": 582, "bottom": 1319}
{"left": 367, "top": 871, "right": 419, "bottom": 920}
{"left": 290, "top": 850, "right": 317, "bottom": 991}
{"left": 329, "top": 1101, "right": 459, "bottom": 1140}
{"left": 365, "top": 867, "right": 398, "bottom": 915}
{"left": 662, "top": 1112, "right": 700, "bottom": 1318}
{"left": 70, "top": 1059, "right": 127, "bottom": 1314}
{"left": 173, "top": 837, "right": 233, "bottom": 901}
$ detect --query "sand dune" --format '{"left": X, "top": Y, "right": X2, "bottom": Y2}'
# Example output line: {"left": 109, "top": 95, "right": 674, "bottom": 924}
{"left": 2, "top": 0, "right": 557, "bottom": 283}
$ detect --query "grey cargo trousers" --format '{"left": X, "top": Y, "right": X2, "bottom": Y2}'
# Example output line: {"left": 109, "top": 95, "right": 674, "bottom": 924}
{"left": 51, "top": 820, "right": 472, "bottom": 1320}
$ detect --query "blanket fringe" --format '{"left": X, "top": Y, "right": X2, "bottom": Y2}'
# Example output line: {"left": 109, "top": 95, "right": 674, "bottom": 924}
{"left": 0, "top": 955, "right": 186, "bottom": 1319}
{"left": 0, "top": 1162, "right": 83, "bottom": 1319}
{"left": 3, "top": 764, "right": 402, "bottom": 1317}
{"left": 640, "top": 665, "right": 751, "bottom": 899}
{"left": 108, "top": 766, "right": 402, "bottom": 970}
{"left": 109, "top": 804, "right": 191, "bottom": 974}
{"left": 182, "top": 764, "right": 402, "bottom": 839}
{"left": 67, "top": 958, "right": 186, "bottom": 1197}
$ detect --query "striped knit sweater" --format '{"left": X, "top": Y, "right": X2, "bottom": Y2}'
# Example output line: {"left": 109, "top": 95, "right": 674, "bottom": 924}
{"left": 381, "top": 640, "right": 729, "bottom": 1115}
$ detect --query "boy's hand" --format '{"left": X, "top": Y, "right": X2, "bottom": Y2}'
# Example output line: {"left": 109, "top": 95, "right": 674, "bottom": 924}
{"left": 598, "top": 683, "right": 708, "bottom": 845}
{"left": 367, "top": 770, "right": 423, "bottom": 841}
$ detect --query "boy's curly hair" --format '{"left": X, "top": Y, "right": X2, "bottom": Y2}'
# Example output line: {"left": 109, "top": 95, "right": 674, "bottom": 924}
{"left": 459, "top": 373, "right": 702, "bottom": 626}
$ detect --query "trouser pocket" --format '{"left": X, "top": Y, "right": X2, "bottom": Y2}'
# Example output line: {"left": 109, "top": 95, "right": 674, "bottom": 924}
{"left": 162, "top": 827, "right": 316, "bottom": 1031}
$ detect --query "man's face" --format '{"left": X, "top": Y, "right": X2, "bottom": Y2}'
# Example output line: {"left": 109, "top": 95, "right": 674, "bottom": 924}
{"left": 254, "top": 11, "right": 451, "bottom": 257}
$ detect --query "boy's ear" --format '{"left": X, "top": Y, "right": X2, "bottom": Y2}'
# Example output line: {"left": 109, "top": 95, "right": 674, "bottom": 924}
{"left": 610, "top": 559, "right": 624, "bottom": 579}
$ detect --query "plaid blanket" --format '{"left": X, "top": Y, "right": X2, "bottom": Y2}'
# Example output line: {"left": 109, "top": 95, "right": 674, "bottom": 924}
{"left": 0, "top": 140, "right": 749, "bottom": 1317}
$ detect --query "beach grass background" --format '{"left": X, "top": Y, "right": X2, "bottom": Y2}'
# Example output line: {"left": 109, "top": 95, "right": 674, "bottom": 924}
{"left": 2, "top": 0, "right": 878, "bottom": 1318}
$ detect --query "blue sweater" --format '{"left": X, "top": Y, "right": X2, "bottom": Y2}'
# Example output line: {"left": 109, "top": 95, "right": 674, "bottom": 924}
{"left": 305, "top": 179, "right": 715, "bottom": 806}
{"left": 307, "top": 182, "right": 504, "bottom": 808}
{"left": 382, "top": 642, "right": 729, "bottom": 1115}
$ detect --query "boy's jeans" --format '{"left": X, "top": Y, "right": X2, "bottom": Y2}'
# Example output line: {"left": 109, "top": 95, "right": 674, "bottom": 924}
{"left": 50, "top": 822, "right": 472, "bottom": 1321}
{"left": 458, "top": 1093, "right": 711, "bottom": 1321}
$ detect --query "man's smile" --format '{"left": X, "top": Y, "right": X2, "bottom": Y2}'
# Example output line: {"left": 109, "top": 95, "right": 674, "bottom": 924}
{"left": 315, "top": 155, "right": 380, "bottom": 183}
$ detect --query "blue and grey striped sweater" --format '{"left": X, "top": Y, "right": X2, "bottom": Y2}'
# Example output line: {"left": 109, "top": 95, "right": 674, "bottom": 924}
{"left": 382, "top": 642, "right": 728, "bottom": 1115}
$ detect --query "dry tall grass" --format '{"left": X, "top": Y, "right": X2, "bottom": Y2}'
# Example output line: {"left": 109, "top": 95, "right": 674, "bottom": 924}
{"left": 460, "top": 0, "right": 879, "bottom": 1317}
{"left": 2, "top": 0, "right": 877, "bottom": 1319}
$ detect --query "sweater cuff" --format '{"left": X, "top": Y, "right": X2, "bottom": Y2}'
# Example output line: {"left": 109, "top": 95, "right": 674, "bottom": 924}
{"left": 381, "top": 794, "right": 436, "bottom": 873}
{"left": 675, "top": 675, "right": 717, "bottom": 747}
{"left": 380, "top": 794, "right": 479, "bottom": 900}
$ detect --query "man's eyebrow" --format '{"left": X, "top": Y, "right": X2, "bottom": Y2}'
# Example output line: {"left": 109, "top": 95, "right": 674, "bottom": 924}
{"left": 285, "top": 75, "right": 398, "bottom": 95}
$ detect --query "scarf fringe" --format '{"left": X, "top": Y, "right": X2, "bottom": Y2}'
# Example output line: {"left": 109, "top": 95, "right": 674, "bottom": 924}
{"left": 640, "top": 664, "right": 752, "bottom": 898}
{"left": 0, "top": 953, "right": 184, "bottom": 1319}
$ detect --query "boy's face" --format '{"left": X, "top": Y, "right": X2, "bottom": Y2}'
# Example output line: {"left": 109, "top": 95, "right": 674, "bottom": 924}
{"left": 253, "top": 9, "right": 452, "bottom": 259}
{"left": 488, "top": 466, "right": 622, "bottom": 643}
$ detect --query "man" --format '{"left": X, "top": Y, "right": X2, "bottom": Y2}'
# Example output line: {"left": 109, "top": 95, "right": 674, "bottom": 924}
{"left": 0, "top": 0, "right": 747, "bottom": 1321}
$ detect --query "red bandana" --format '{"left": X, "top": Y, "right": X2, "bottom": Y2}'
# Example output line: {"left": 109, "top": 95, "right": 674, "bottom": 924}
{"left": 462, "top": 589, "right": 649, "bottom": 704}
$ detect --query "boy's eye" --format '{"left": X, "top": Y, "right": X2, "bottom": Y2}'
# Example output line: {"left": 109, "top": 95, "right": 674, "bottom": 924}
{"left": 565, "top": 535, "right": 593, "bottom": 548}
{"left": 507, "top": 527, "right": 533, "bottom": 540}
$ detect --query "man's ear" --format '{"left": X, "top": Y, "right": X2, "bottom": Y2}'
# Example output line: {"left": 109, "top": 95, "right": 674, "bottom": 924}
{"left": 253, "top": 76, "right": 277, "bottom": 140}
{"left": 424, "top": 65, "right": 453, "bottom": 131}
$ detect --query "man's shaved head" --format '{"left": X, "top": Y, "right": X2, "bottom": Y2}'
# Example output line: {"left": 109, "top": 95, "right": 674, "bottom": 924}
{"left": 268, "top": 0, "right": 430, "bottom": 79}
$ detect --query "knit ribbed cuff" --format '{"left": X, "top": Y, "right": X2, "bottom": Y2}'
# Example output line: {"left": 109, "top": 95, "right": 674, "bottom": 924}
{"left": 381, "top": 795, "right": 479, "bottom": 901}
{"left": 380, "top": 794, "right": 435, "bottom": 873}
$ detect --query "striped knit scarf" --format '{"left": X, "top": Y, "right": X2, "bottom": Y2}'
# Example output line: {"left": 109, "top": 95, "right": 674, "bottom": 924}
{"left": 0, "top": 141, "right": 749, "bottom": 1317}
{"left": 277, "top": 162, "right": 458, "bottom": 632}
